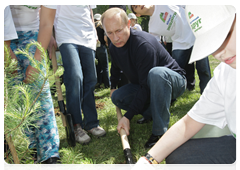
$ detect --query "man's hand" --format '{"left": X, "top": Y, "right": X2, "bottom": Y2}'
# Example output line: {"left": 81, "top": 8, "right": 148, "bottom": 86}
{"left": 117, "top": 116, "right": 130, "bottom": 135}
{"left": 23, "top": 65, "right": 39, "bottom": 84}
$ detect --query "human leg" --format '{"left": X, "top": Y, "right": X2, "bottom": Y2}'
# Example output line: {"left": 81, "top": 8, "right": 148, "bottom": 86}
{"left": 96, "top": 45, "right": 110, "bottom": 88}
{"left": 59, "top": 43, "right": 84, "bottom": 125}
{"left": 77, "top": 45, "right": 100, "bottom": 131}
{"left": 147, "top": 67, "right": 186, "bottom": 136}
{"left": 196, "top": 57, "right": 211, "bottom": 94}
{"left": 166, "top": 135, "right": 236, "bottom": 164}
{"left": 59, "top": 43, "right": 92, "bottom": 143}
{"left": 11, "top": 30, "right": 60, "bottom": 163}
{"left": 172, "top": 47, "right": 195, "bottom": 91}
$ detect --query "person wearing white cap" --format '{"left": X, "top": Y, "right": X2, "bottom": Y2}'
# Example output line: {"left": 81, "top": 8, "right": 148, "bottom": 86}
{"left": 135, "top": 5, "right": 236, "bottom": 164}
{"left": 128, "top": 5, "right": 211, "bottom": 95}
{"left": 128, "top": 13, "right": 142, "bottom": 31}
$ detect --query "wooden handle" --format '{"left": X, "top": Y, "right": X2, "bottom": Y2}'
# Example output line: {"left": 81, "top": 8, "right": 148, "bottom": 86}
{"left": 116, "top": 107, "right": 131, "bottom": 150}
{"left": 51, "top": 47, "right": 66, "bottom": 127}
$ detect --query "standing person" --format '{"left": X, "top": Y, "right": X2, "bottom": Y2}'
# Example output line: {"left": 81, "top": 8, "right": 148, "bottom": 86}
{"left": 51, "top": 5, "right": 106, "bottom": 145}
{"left": 9, "top": 5, "right": 60, "bottom": 164}
{"left": 101, "top": 8, "right": 186, "bottom": 148}
{"left": 128, "top": 5, "right": 211, "bottom": 94}
{"left": 94, "top": 13, "right": 110, "bottom": 88}
{"left": 135, "top": 5, "right": 236, "bottom": 164}
{"left": 128, "top": 13, "right": 142, "bottom": 31}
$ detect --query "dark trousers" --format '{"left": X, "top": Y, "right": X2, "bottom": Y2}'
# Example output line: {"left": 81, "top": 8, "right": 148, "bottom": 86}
{"left": 166, "top": 135, "right": 236, "bottom": 164}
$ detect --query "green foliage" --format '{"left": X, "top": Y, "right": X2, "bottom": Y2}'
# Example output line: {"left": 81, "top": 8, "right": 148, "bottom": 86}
{"left": 7, "top": 47, "right": 220, "bottom": 164}
{"left": 4, "top": 41, "right": 63, "bottom": 163}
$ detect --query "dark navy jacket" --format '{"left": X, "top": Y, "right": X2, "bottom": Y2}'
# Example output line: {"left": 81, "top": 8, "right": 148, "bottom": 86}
{"left": 109, "top": 29, "right": 185, "bottom": 120}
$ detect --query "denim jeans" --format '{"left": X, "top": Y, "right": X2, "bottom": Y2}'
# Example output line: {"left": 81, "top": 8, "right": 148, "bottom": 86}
{"left": 166, "top": 135, "right": 236, "bottom": 164}
{"left": 172, "top": 47, "right": 211, "bottom": 93}
{"left": 111, "top": 67, "right": 186, "bottom": 136}
{"left": 96, "top": 45, "right": 110, "bottom": 88}
{"left": 59, "top": 43, "right": 99, "bottom": 130}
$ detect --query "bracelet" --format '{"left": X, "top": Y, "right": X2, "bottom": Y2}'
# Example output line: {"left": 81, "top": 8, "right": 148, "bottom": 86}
{"left": 145, "top": 153, "right": 159, "bottom": 164}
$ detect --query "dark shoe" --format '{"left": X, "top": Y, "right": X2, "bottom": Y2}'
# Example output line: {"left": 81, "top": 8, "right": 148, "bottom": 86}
{"left": 137, "top": 117, "right": 152, "bottom": 124}
{"left": 42, "top": 157, "right": 61, "bottom": 164}
{"left": 187, "top": 85, "right": 195, "bottom": 91}
{"left": 171, "top": 99, "right": 177, "bottom": 106}
{"left": 144, "top": 134, "right": 162, "bottom": 148}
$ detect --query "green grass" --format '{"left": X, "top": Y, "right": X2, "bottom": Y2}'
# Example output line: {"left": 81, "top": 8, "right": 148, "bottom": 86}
{"left": 8, "top": 55, "right": 220, "bottom": 164}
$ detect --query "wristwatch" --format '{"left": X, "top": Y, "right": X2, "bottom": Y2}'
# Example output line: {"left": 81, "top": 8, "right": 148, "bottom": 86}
{"left": 145, "top": 153, "right": 159, "bottom": 168}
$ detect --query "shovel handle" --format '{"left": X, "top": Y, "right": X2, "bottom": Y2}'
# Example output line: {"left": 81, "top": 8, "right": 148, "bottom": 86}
{"left": 116, "top": 107, "right": 131, "bottom": 150}
{"left": 51, "top": 47, "right": 66, "bottom": 127}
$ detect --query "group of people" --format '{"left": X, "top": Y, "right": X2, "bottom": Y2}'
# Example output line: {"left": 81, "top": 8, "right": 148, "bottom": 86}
{"left": 4, "top": 5, "right": 236, "bottom": 164}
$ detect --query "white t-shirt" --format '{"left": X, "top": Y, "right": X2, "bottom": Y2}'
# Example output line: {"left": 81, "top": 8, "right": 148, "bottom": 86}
{"left": 149, "top": 5, "right": 195, "bottom": 50}
{"left": 4, "top": 6, "right": 18, "bottom": 41}
{"left": 188, "top": 63, "right": 236, "bottom": 137}
{"left": 131, "top": 24, "right": 142, "bottom": 31}
{"left": 10, "top": 5, "right": 57, "bottom": 32}
{"left": 54, "top": 5, "right": 97, "bottom": 50}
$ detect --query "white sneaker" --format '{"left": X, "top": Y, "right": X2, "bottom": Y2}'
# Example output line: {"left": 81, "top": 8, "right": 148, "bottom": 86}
{"left": 88, "top": 126, "right": 106, "bottom": 137}
{"left": 74, "top": 124, "right": 91, "bottom": 144}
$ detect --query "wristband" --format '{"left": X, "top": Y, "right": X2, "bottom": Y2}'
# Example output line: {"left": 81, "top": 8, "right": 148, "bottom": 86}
{"left": 144, "top": 153, "right": 159, "bottom": 164}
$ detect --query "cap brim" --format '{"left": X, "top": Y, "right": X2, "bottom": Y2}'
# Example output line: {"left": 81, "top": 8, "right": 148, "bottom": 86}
{"left": 189, "top": 13, "right": 235, "bottom": 63}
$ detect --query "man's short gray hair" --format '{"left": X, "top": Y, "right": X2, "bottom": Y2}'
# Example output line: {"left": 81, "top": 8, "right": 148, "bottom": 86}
{"left": 101, "top": 8, "right": 128, "bottom": 30}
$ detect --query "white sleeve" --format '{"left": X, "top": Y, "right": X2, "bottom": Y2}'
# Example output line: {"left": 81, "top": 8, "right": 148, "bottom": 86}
{"left": 187, "top": 64, "right": 227, "bottom": 129}
{"left": 4, "top": 6, "right": 18, "bottom": 41}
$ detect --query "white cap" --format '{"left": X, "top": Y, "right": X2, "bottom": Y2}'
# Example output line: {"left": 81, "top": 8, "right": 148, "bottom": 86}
{"left": 185, "top": 5, "right": 236, "bottom": 63}
{"left": 128, "top": 13, "right": 137, "bottom": 19}
{"left": 94, "top": 13, "right": 101, "bottom": 21}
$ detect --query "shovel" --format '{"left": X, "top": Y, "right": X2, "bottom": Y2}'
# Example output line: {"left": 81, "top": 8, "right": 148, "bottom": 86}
{"left": 51, "top": 47, "right": 76, "bottom": 147}
{"left": 111, "top": 106, "right": 135, "bottom": 170}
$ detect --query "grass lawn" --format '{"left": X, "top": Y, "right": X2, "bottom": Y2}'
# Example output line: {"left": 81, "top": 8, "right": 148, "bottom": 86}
{"left": 7, "top": 55, "right": 220, "bottom": 164}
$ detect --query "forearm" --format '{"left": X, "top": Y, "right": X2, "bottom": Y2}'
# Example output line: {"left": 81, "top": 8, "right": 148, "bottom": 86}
{"left": 34, "top": 6, "right": 56, "bottom": 61}
{"left": 148, "top": 114, "right": 204, "bottom": 163}
{"left": 35, "top": 26, "right": 53, "bottom": 60}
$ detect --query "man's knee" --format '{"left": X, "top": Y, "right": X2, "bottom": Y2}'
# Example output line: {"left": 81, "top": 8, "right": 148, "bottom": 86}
{"left": 148, "top": 67, "right": 169, "bottom": 85}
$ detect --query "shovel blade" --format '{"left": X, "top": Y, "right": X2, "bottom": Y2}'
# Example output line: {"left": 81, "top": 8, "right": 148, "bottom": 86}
{"left": 65, "top": 113, "right": 76, "bottom": 147}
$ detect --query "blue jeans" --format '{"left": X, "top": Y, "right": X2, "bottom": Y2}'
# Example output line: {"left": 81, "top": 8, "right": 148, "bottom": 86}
{"left": 111, "top": 67, "right": 186, "bottom": 136}
{"left": 96, "top": 45, "right": 110, "bottom": 88}
{"left": 166, "top": 135, "right": 236, "bottom": 164}
{"left": 59, "top": 43, "right": 99, "bottom": 130}
{"left": 172, "top": 47, "right": 211, "bottom": 93}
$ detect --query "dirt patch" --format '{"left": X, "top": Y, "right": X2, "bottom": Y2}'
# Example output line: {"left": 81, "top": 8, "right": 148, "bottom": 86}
{"left": 95, "top": 101, "right": 105, "bottom": 110}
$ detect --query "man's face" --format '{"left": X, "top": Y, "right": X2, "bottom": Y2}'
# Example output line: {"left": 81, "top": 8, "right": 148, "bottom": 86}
{"left": 131, "top": 5, "right": 151, "bottom": 17}
{"left": 212, "top": 17, "right": 236, "bottom": 69}
{"left": 103, "top": 14, "right": 130, "bottom": 48}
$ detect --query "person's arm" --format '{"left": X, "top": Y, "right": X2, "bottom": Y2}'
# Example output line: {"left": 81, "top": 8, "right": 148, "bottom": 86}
{"left": 35, "top": 6, "right": 56, "bottom": 60}
{"left": 147, "top": 114, "right": 204, "bottom": 163}
{"left": 132, "top": 114, "right": 205, "bottom": 170}
{"left": 24, "top": 6, "right": 56, "bottom": 84}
